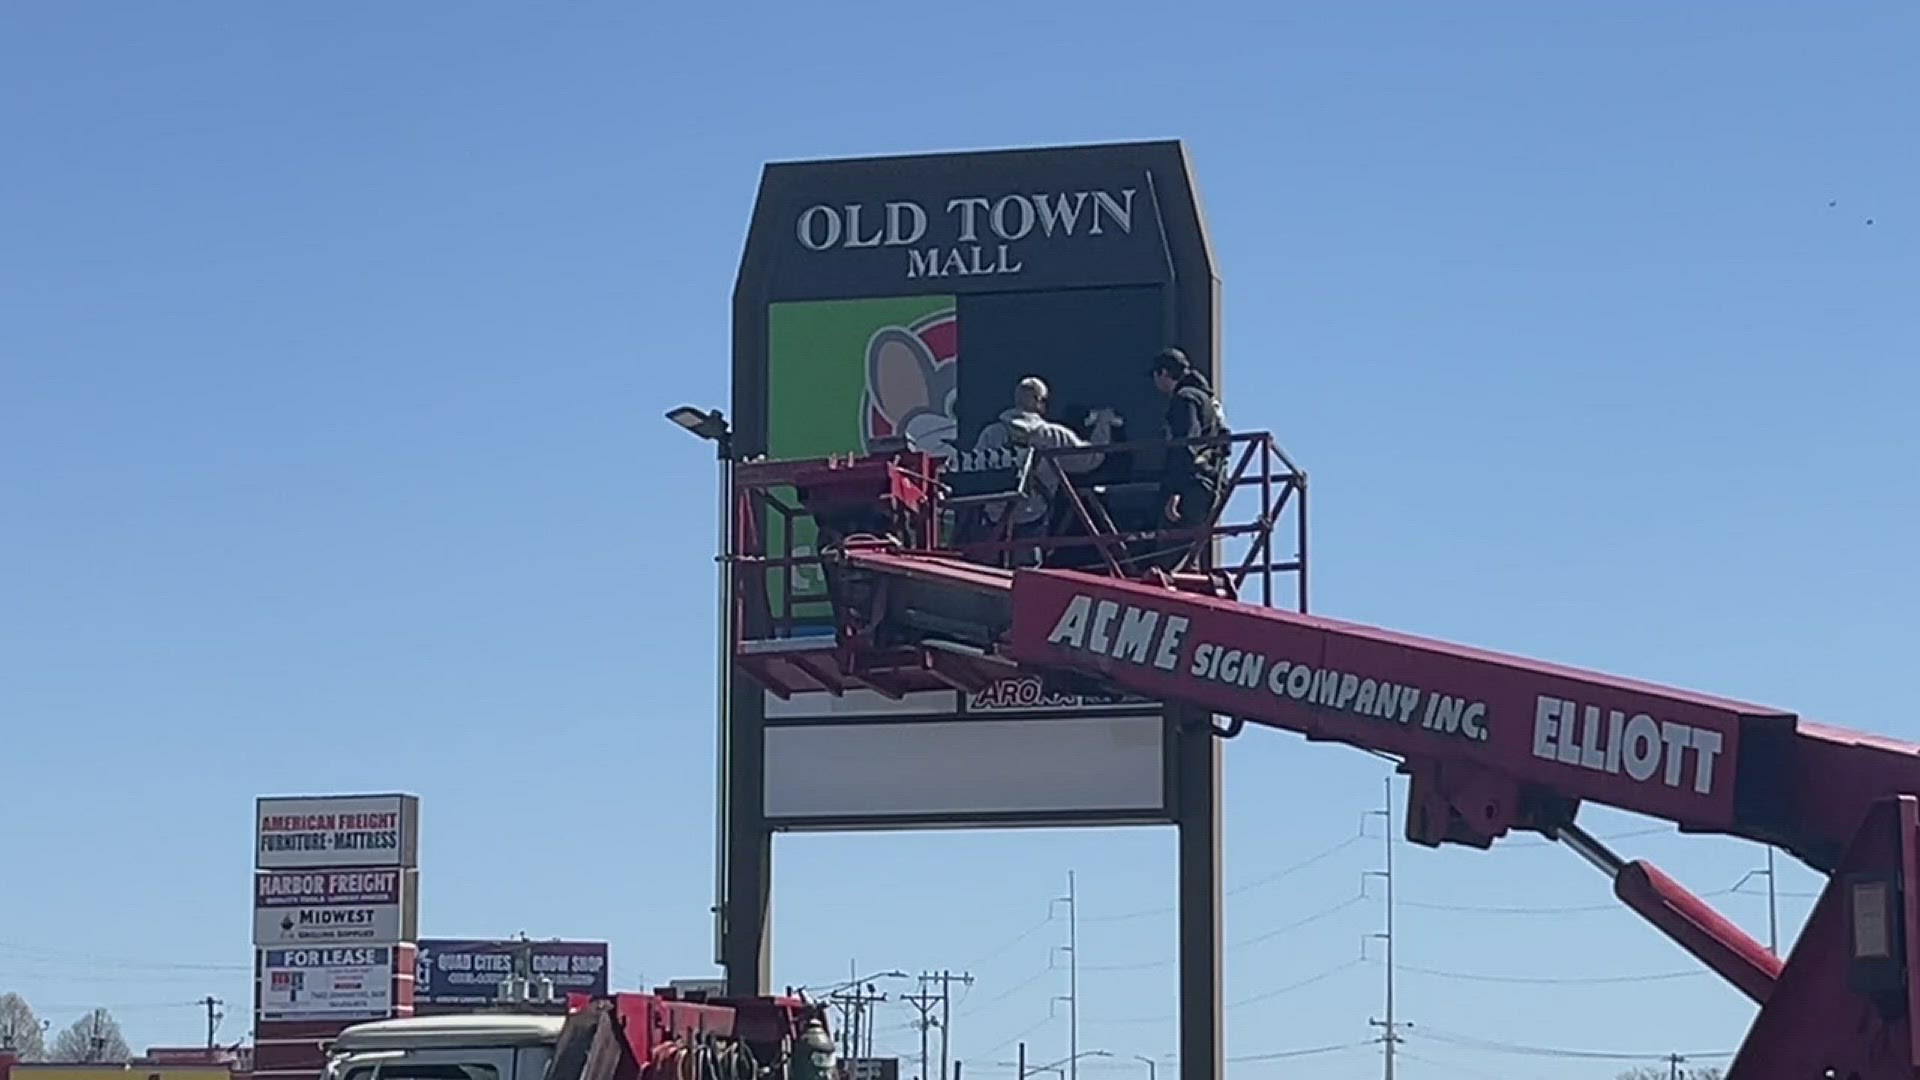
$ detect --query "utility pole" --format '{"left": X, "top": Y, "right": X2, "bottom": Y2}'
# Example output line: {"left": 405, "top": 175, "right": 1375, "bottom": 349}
{"left": 199, "top": 997, "right": 225, "bottom": 1049}
{"left": 1051, "top": 874, "right": 1079, "bottom": 1080}
{"left": 903, "top": 977, "right": 940, "bottom": 1080}
{"left": 1366, "top": 777, "right": 1401, "bottom": 1080}
{"left": 828, "top": 978, "right": 888, "bottom": 1075}
{"left": 1736, "top": 847, "right": 1783, "bottom": 956}
{"left": 1767, "top": 846, "right": 1780, "bottom": 957}
{"left": 928, "top": 969, "right": 972, "bottom": 1080}
{"left": 1668, "top": 1052, "right": 1685, "bottom": 1080}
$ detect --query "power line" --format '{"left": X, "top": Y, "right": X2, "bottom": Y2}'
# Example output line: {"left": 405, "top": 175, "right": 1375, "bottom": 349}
{"left": 1393, "top": 1048, "right": 1506, "bottom": 1080}
{"left": 1402, "top": 963, "right": 1707, "bottom": 986}
{"left": 11, "top": 1002, "right": 202, "bottom": 1013}
{"left": 1226, "top": 1039, "right": 1377, "bottom": 1062}
{"left": 1077, "top": 831, "right": 1366, "bottom": 924}
{"left": 964, "top": 918, "right": 1055, "bottom": 970}
{"left": 1417, "top": 1026, "right": 1735, "bottom": 1062}
{"left": 1227, "top": 957, "right": 1370, "bottom": 1009}
{"left": 1407, "top": 878, "right": 1816, "bottom": 917}
{"left": 1079, "top": 893, "right": 1364, "bottom": 972}
{"left": 955, "top": 968, "right": 1053, "bottom": 1019}
{"left": 1498, "top": 825, "right": 1671, "bottom": 848}
{"left": 0, "top": 941, "right": 246, "bottom": 970}
{"left": 977, "top": 1016, "right": 1053, "bottom": 1058}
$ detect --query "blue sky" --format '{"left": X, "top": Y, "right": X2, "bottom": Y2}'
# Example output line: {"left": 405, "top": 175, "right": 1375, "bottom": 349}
{"left": 2, "top": 2, "right": 1915, "bottom": 1077}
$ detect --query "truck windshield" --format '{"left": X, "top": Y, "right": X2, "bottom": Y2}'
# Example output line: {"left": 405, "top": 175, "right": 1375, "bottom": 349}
{"left": 344, "top": 1067, "right": 498, "bottom": 1080}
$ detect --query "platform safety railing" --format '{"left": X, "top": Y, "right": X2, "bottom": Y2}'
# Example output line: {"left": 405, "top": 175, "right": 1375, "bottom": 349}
{"left": 728, "top": 431, "right": 1308, "bottom": 649}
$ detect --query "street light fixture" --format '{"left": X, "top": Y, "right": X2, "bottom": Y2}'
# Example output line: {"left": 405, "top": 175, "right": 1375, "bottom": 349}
{"left": 667, "top": 405, "right": 732, "bottom": 448}
{"left": 1131, "top": 1055, "right": 1157, "bottom": 1080}
{"left": 796, "top": 970, "right": 911, "bottom": 996}
{"left": 1018, "top": 1050, "right": 1113, "bottom": 1079}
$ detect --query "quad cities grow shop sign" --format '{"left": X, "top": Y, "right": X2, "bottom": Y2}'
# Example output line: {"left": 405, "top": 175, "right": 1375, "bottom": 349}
{"left": 415, "top": 939, "right": 610, "bottom": 1006}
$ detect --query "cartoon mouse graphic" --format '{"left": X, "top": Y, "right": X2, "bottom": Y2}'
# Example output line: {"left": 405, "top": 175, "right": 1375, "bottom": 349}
{"left": 861, "top": 311, "right": 959, "bottom": 458}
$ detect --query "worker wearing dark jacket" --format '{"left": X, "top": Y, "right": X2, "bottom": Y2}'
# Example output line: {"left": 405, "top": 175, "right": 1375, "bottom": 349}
{"left": 1150, "top": 347, "right": 1228, "bottom": 535}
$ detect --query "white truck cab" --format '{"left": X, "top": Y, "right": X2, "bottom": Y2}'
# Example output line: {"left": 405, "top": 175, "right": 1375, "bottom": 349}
{"left": 324, "top": 1013, "right": 565, "bottom": 1080}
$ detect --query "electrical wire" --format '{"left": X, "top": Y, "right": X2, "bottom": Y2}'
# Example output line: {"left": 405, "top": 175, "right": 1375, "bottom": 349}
{"left": 15, "top": 1001, "right": 207, "bottom": 1012}
{"left": 1079, "top": 831, "right": 1367, "bottom": 924}
{"left": 964, "top": 916, "right": 1056, "bottom": 969}
{"left": 976, "top": 1015, "right": 1056, "bottom": 1058}
{"left": 1402, "top": 886, "right": 1738, "bottom": 916}
{"left": 1226, "top": 1039, "right": 1376, "bottom": 1062}
{"left": 1227, "top": 957, "right": 1369, "bottom": 1009}
{"left": 1393, "top": 1048, "right": 1507, "bottom": 1080}
{"left": 1417, "top": 1026, "right": 1734, "bottom": 1062}
{"left": 1080, "top": 893, "right": 1366, "bottom": 972}
{"left": 954, "top": 967, "right": 1054, "bottom": 1019}
{"left": 1498, "top": 825, "right": 1671, "bottom": 848}
{"left": 1402, "top": 963, "right": 1707, "bottom": 986}
{"left": 0, "top": 940, "right": 249, "bottom": 973}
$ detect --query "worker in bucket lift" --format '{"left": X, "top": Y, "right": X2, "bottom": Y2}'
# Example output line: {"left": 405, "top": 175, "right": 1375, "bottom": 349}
{"left": 1149, "top": 347, "right": 1229, "bottom": 554}
{"left": 971, "top": 376, "right": 1117, "bottom": 566}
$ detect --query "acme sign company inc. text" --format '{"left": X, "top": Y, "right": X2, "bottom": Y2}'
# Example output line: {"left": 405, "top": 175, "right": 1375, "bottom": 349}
{"left": 794, "top": 188, "right": 1139, "bottom": 280}
{"left": 1037, "top": 593, "right": 1491, "bottom": 746}
{"left": 1031, "top": 591, "right": 1735, "bottom": 800}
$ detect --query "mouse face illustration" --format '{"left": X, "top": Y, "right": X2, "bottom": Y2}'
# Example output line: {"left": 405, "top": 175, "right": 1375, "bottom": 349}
{"left": 861, "top": 308, "right": 959, "bottom": 458}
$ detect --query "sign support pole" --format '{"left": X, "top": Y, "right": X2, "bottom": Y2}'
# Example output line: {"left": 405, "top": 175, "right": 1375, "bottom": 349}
{"left": 1174, "top": 712, "right": 1224, "bottom": 1080}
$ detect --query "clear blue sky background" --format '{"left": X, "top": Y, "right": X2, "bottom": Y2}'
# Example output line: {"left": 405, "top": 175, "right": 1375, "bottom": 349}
{"left": 3, "top": 3, "right": 1915, "bottom": 1077}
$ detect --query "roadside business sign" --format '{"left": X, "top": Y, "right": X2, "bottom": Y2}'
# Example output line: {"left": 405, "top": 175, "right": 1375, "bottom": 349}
{"left": 255, "top": 793, "right": 420, "bottom": 870}
{"left": 258, "top": 945, "right": 395, "bottom": 1021}
{"left": 11, "top": 1070, "right": 230, "bottom": 1080}
{"left": 253, "top": 867, "right": 418, "bottom": 946}
{"left": 414, "top": 939, "right": 610, "bottom": 1006}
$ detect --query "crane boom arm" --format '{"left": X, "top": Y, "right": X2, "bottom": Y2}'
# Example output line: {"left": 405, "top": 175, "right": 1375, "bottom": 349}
{"left": 820, "top": 544, "right": 1920, "bottom": 876}
{"left": 729, "top": 448, "right": 1920, "bottom": 1077}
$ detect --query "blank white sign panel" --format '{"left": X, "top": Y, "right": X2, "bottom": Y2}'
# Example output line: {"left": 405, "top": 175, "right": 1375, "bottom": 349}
{"left": 764, "top": 715, "right": 1166, "bottom": 821}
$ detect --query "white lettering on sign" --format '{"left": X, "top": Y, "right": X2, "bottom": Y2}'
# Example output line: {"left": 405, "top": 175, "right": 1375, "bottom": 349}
{"left": 796, "top": 189, "right": 1139, "bottom": 281}
{"left": 257, "top": 869, "right": 401, "bottom": 904}
{"left": 272, "top": 946, "right": 387, "bottom": 968}
{"left": 1044, "top": 594, "right": 1188, "bottom": 673}
{"left": 1531, "top": 696, "right": 1725, "bottom": 795}
{"left": 1041, "top": 594, "right": 1488, "bottom": 744}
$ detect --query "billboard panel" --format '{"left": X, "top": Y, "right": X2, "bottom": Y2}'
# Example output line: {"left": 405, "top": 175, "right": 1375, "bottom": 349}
{"left": 254, "top": 867, "right": 417, "bottom": 946}
{"left": 414, "top": 939, "right": 610, "bottom": 1006}
{"left": 731, "top": 143, "right": 1217, "bottom": 830}
{"left": 763, "top": 715, "right": 1168, "bottom": 825}
{"left": 256, "top": 794, "right": 420, "bottom": 870}
{"left": 259, "top": 946, "right": 395, "bottom": 1021}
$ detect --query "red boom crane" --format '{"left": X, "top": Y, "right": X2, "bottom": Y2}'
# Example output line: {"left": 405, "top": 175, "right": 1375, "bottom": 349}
{"left": 724, "top": 433, "right": 1920, "bottom": 1078}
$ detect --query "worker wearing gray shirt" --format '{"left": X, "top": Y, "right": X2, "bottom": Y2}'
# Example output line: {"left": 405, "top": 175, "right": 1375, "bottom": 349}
{"left": 972, "top": 376, "right": 1117, "bottom": 564}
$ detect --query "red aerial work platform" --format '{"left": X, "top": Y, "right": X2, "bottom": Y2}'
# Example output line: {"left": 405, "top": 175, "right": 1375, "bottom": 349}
{"left": 725, "top": 431, "right": 1920, "bottom": 1079}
